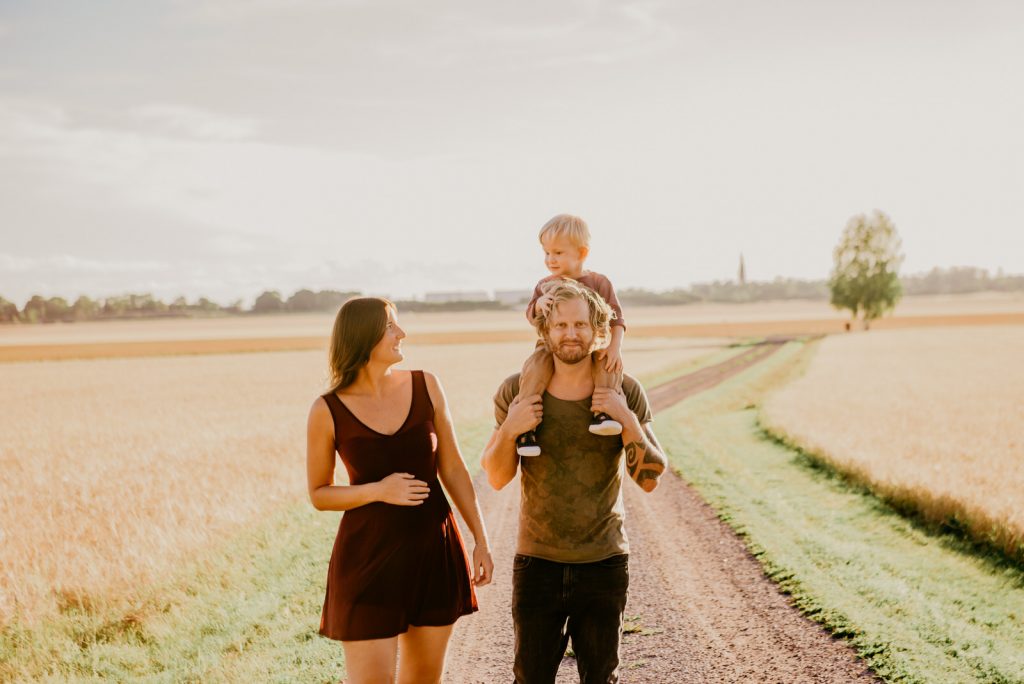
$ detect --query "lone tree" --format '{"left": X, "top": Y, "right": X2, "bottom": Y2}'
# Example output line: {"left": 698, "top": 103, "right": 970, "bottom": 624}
{"left": 828, "top": 210, "right": 904, "bottom": 330}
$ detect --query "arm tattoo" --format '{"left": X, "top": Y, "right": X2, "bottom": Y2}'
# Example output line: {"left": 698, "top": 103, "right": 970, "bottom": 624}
{"left": 625, "top": 441, "right": 640, "bottom": 472}
{"left": 624, "top": 433, "right": 667, "bottom": 488}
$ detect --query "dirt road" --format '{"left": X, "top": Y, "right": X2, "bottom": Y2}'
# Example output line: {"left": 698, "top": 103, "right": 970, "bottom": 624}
{"left": 444, "top": 340, "right": 877, "bottom": 683}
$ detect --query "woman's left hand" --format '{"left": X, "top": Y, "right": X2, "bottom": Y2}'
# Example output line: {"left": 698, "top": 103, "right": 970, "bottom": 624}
{"left": 472, "top": 544, "right": 494, "bottom": 587}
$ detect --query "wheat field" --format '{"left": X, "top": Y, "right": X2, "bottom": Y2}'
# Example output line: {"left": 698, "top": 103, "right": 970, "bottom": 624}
{"left": 0, "top": 336, "right": 715, "bottom": 625}
{"left": 761, "top": 325, "right": 1024, "bottom": 559}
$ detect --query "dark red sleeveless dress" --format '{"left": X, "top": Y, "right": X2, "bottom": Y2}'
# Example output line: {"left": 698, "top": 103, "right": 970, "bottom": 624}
{"left": 318, "top": 370, "right": 478, "bottom": 641}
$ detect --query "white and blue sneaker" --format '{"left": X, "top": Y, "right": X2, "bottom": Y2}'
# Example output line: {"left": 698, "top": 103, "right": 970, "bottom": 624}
{"left": 589, "top": 412, "right": 622, "bottom": 436}
{"left": 516, "top": 431, "right": 541, "bottom": 457}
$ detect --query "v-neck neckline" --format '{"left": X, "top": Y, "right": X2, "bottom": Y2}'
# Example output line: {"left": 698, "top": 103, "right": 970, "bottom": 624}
{"left": 334, "top": 371, "right": 415, "bottom": 437}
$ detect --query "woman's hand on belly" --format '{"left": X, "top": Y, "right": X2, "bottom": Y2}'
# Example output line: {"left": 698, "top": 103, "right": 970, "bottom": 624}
{"left": 373, "top": 472, "right": 431, "bottom": 506}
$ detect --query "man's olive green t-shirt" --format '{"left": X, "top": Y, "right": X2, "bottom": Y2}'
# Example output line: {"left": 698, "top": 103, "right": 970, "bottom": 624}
{"left": 493, "top": 373, "right": 653, "bottom": 563}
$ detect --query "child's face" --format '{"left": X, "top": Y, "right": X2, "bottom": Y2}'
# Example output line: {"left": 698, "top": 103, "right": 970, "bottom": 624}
{"left": 542, "top": 234, "right": 589, "bottom": 277}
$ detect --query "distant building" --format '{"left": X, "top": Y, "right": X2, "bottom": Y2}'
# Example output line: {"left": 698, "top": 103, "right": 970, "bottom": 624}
{"left": 494, "top": 289, "right": 533, "bottom": 306}
{"left": 423, "top": 290, "right": 490, "bottom": 303}
{"left": 738, "top": 253, "right": 747, "bottom": 285}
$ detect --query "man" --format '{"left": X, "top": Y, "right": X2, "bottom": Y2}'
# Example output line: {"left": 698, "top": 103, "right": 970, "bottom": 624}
{"left": 481, "top": 279, "right": 668, "bottom": 684}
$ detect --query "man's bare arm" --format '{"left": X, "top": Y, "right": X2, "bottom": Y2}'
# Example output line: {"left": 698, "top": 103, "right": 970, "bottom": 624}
{"left": 481, "top": 393, "right": 543, "bottom": 490}
{"left": 592, "top": 386, "right": 668, "bottom": 493}
{"left": 481, "top": 427, "right": 519, "bottom": 490}
{"left": 622, "top": 422, "right": 667, "bottom": 493}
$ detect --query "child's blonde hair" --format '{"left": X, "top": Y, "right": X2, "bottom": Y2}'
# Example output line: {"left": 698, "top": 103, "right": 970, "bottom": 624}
{"left": 539, "top": 214, "right": 590, "bottom": 249}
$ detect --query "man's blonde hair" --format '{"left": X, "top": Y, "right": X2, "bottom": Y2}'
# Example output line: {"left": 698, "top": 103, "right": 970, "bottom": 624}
{"left": 538, "top": 214, "right": 590, "bottom": 249}
{"left": 536, "top": 278, "right": 614, "bottom": 347}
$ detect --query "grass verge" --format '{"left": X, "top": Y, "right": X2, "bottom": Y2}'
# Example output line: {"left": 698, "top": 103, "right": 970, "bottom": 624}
{"left": 1, "top": 503, "right": 346, "bottom": 683}
{"left": 762, "top": 422, "right": 1024, "bottom": 567}
{"left": 656, "top": 341, "right": 1024, "bottom": 683}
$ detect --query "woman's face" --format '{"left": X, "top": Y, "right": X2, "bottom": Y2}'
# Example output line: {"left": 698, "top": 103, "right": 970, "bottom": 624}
{"left": 368, "top": 307, "right": 405, "bottom": 366}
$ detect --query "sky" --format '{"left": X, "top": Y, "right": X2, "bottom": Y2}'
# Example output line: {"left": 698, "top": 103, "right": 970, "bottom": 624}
{"left": 2, "top": 0, "right": 1022, "bottom": 306}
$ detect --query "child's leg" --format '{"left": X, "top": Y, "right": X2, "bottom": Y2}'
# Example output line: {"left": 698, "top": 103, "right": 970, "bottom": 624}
{"left": 591, "top": 350, "right": 623, "bottom": 396}
{"left": 517, "top": 341, "right": 554, "bottom": 400}
{"left": 513, "top": 341, "right": 552, "bottom": 457}
{"left": 589, "top": 350, "right": 624, "bottom": 436}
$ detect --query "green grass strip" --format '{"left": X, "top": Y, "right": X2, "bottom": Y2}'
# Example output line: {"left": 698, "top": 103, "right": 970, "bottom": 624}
{"left": 656, "top": 341, "right": 1024, "bottom": 684}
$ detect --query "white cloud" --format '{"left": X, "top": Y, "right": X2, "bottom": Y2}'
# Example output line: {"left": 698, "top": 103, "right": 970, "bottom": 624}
{"left": 180, "top": 0, "right": 368, "bottom": 22}
{"left": 0, "top": 253, "right": 169, "bottom": 274}
{"left": 131, "top": 104, "right": 260, "bottom": 141}
{"left": 400, "top": 1, "right": 678, "bottom": 73}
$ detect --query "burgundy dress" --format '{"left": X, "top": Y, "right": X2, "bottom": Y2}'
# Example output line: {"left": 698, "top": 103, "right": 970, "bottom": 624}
{"left": 318, "top": 370, "right": 478, "bottom": 641}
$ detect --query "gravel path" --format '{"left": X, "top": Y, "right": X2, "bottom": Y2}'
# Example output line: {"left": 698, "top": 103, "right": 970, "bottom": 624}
{"left": 445, "top": 340, "right": 877, "bottom": 683}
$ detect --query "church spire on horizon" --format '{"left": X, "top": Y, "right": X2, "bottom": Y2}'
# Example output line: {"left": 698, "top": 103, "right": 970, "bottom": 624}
{"left": 738, "top": 252, "right": 747, "bottom": 285}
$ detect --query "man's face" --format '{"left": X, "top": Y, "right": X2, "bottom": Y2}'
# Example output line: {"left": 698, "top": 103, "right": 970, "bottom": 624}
{"left": 543, "top": 296, "right": 595, "bottom": 364}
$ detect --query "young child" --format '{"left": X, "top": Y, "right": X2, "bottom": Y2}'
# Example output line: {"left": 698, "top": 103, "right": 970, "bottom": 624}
{"left": 514, "top": 214, "right": 627, "bottom": 457}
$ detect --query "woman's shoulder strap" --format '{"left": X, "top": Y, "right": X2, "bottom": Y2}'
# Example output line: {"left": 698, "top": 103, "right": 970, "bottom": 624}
{"left": 320, "top": 391, "right": 343, "bottom": 425}
{"left": 410, "top": 369, "right": 436, "bottom": 416}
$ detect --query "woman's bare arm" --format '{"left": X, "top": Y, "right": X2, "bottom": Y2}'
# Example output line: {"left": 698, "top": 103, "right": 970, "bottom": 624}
{"left": 424, "top": 372, "right": 494, "bottom": 586}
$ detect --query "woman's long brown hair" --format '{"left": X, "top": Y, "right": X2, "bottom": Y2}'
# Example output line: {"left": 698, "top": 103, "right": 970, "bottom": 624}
{"left": 326, "top": 297, "right": 395, "bottom": 393}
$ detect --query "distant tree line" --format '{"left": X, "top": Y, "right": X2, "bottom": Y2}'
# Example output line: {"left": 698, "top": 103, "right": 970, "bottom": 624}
{"left": 250, "top": 289, "right": 506, "bottom": 314}
{"left": 619, "top": 277, "right": 830, "bottom": 307}
{"left": 392, "top": 299, "right": 508, "bottom": 313}
{"left": 901, "top": 266, "right": 1024, "bottom": 295}
{"left": 0, "top": 293, "right": 240, "bottom": 324}
{"left": 0, "top": 288, "right": 507, "bottom": 324}
{"left": 621, "top": 267, "right": 1024, "bottom": 308}
{"left": 249, "top": 289, "right": 361, "bottom": 314}
{"left": 2, "top": 267, "right": 1021, "bottom": 324}
{"left": 0, "top": 289, "right": 358, "bottom": 324}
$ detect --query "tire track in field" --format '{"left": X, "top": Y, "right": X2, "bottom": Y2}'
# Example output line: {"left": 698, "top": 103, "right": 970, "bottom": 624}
{"left": 445, "top": 338, "right": 877, "bottom": 683}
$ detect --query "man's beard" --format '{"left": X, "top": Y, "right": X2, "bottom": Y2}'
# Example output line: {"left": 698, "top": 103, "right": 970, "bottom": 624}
{"left": 547, "top": 338, "right": 591, "bottom": 364}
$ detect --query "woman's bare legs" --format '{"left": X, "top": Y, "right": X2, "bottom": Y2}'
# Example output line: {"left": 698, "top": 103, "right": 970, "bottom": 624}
{"left": 342, "top": 636, "right": 399, "bottom": 684}
{"left": 397, "top": 624, "right": 455, "bottom": 684}
{"left": 340, "top": 623, "right": 454, "bottom": 684}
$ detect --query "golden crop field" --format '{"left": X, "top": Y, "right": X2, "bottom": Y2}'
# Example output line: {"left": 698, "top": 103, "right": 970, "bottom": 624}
{"left": 761, "top": 325, "right": 1024, "bottom": 559}
{"left": 0, "top": 335, "right": 715, "bottom": 626}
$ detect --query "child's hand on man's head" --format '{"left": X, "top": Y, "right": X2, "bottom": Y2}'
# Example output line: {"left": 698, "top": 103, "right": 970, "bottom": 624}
{"left": 536, "top": 293, "right": 554, "bottom": 316}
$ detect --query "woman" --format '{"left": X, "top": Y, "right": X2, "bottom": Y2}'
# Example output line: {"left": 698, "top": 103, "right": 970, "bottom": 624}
{"left": 306, "top": 297, "right": 493, "bottom": 683}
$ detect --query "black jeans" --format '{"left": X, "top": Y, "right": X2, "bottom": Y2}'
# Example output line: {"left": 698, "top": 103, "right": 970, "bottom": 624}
{"left": 511, "top": 553, "right": 629, "bottom": 684}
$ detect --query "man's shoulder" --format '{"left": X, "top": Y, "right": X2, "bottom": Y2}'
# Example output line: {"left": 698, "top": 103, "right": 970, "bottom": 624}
{"left": 621, "top": 372, "right": 644, "bottom": 392}
{"left": 620, "top": 373, "right": 652, "bottom": 420}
